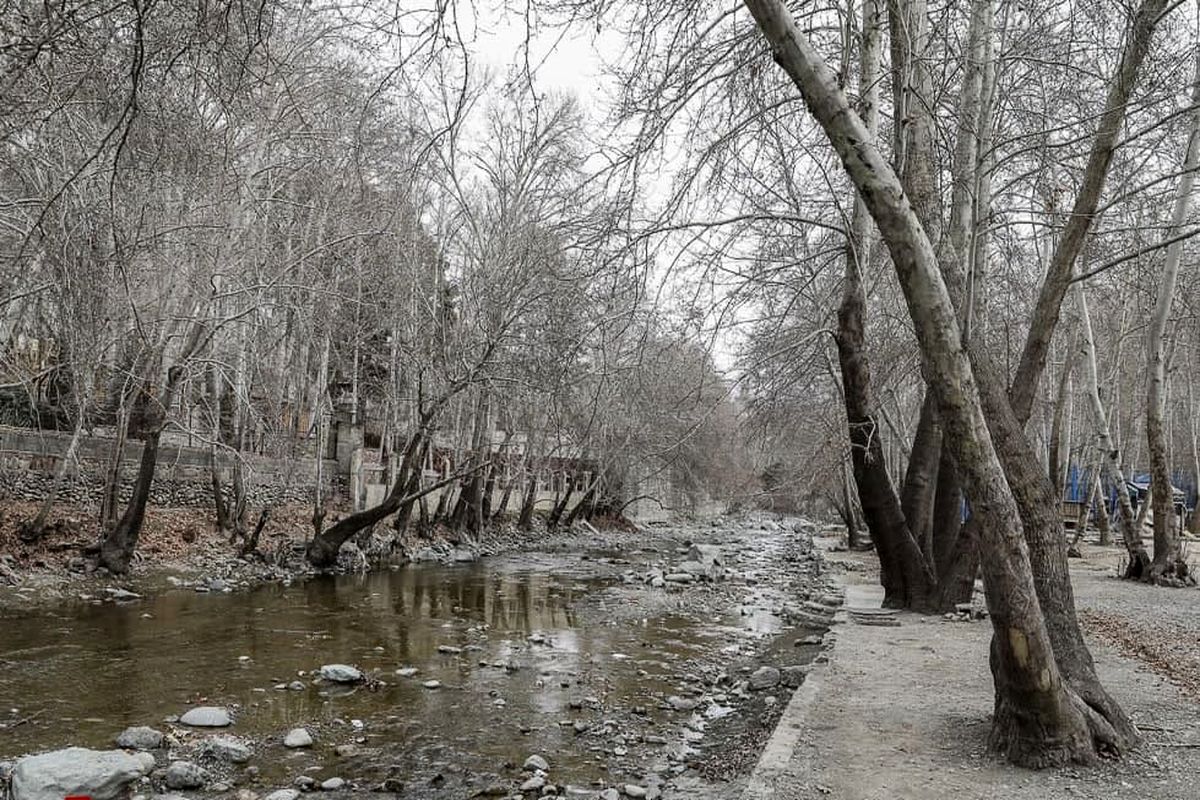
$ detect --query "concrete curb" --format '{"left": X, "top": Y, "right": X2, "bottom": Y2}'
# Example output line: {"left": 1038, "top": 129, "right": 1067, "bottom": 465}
{"left": 740, "top": 581, "right": 879, "bottom": 800}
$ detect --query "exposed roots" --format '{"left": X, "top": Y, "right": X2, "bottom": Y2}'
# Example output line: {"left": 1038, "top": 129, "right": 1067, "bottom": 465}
{"left": 1147, "top": 557, "right": 1196, "bottom": 587}
{"left": 1121, "top": 550, "right": 1151, "bottom": 580}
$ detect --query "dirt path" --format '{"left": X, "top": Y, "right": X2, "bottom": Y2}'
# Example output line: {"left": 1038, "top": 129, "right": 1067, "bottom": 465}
{"left": 741, "top": 543, "right": 1200, "bottom": 800}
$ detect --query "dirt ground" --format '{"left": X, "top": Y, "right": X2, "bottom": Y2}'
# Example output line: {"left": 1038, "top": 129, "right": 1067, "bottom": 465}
{"left": 747, "top": 542, "right": 1200, "bottom": 800}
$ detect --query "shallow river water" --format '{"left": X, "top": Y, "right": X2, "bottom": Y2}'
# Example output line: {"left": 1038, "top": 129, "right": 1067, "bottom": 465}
{"left": 0, "top": 530, "right": 816, "bottom": 797}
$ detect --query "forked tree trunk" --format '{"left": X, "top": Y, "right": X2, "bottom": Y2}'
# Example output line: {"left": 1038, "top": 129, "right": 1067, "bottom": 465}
{"left": 742, "top": 0, "right": 1131, "bottom": 764}
{"left": 1145, "top": 52, "right": 1200, "bottom": 584}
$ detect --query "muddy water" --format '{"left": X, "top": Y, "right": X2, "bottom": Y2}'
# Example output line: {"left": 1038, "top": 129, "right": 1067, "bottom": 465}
{"left": 0, "top": 532, "right": 814, "bottom": 796}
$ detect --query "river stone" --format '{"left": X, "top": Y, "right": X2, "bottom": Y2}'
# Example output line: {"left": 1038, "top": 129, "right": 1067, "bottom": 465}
{"left": 165, "top": 761, "right": 206, "bottom": 790}
{"left": 263, "top": 791, "right": 301, "bottom": 800}
{"left": 522, "top": 754, "right": 549, "bottom": 772}
{"left": 179, "top": 706, "right": 232, "bottom": 727}
{"left": 283, "top": 728, "right": 313, "bottom": 748}
{"left": 319, "top": 664, "right": 363, "bottom": 683}
{"left": 11, "top": 748, "right": 155, "bottom": 800}
{"left": 667, "top": 696, "right": 699, "bottom": 712}
{"left": 625, "top": 785, "right": 648, "bottom": 798}
{"left": 115, "top": 725, "right": 163, "bottom": 750}
{"left": 422, "top": 680, "right": 441, "bottom": 689}
{"left": 202, "top": 735, "right": 251, "bottom": 763}
{"left": 748, "top": 666, "right": 781, "bottom": 690}
{"left": 663, "top": 573, "right": 694, "bottom": 584}
{"left": 781, "top": 665, "right": 810, "bottom": 688}
{"left": 320, "top": 777, "right": 346, "bottom": 791}
{"left": 598, "top": 790, "right": 619, "bottom": 800}
{"left": 685, "top": 544, "right": 721, "bottom": 566}
{"left": 519, "top": 775, "right": 544, "bottom": 792}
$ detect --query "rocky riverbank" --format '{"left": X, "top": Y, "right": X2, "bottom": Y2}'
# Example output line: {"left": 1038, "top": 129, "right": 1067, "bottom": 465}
{"left": 0, "top": 499, "right": 641, "bottom": 612}
{"left": 0, "top": 515, "right": 841, "bottom": 800}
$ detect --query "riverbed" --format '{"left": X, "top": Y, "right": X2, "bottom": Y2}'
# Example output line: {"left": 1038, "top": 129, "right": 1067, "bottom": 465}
{"left": 0, "top": 519, "right": 829, "bottom": 798}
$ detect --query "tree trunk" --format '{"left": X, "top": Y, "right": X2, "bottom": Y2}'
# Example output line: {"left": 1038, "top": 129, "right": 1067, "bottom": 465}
{"left": 20, "top": 413, "right": 85, "bottom": 543}
{"left": 307, "top": 430, "right": 424, "bottom": 567}
{"left": 99, "top": 399, "right": 131, "bottom": 532}
{"left": 517, "top": 462, "right": 539, "bottom": 530}
{"left": 99, "top": 363, "right": 191, "bottom": 574}
{"left": 1145, "top": 52, "right": 1200, "bottom": 584}
{"left": 834, "top": 0, "right": 932, "bottom": 609}
{"left": 1007, "top": 0, "right": 1170, "bottom": 422}
{"left": 741, "top": 0, "right": 1130, "bottom": 764}
{"left": 1048, "top": 346, "right": 1076, "bottom": 493}
{"left": 1078, "top": 286, "right": 1149, "bottom": 576}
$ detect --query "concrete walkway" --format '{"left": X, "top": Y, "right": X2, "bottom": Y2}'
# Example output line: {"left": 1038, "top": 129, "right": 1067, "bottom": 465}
{"left": 739, "top": 549, "right": 1200, "bottom": 800}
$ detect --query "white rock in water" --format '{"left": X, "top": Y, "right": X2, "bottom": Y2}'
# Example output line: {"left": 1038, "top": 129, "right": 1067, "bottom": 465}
{"left": 320, "top": 777, "right": 346, "bottom": 791}
{"left": 522, "top": 754, "right": 549, "bottom": 772}
{"left": 179, "top": 706, "right": 232, "bottom": 727}
{"left": 12, "top": 748, "right": 154, "bottom": 800}
{"left": 625, "top": 785, "right": 648, "bottom": 799}
{"left": 422, "top": 680, "right": 441, "bottom": 689}
{"left": 283, "top": 728, "right": 313, "bottom": 748}
{"left": 319, "top": 664, "right": 363, "bottom": 683}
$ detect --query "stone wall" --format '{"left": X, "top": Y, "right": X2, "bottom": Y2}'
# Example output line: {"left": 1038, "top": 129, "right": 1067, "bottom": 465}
{"left": 0, "top": 426, "right": 341, "bottom": 508}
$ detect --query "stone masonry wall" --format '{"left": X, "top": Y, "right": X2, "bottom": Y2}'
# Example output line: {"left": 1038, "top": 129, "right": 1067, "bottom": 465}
{"left": 0, "top": 426, "right": 342, "bottom": 508}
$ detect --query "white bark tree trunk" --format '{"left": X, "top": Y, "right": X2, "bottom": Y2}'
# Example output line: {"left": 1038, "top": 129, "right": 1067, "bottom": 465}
{"left": 1145, "top": 51, "right": 1200, "bottom": 583}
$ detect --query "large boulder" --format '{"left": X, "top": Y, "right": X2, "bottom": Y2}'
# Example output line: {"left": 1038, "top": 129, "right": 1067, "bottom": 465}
{"left": 12, "top": 748, "right": 154, "bottom": 800}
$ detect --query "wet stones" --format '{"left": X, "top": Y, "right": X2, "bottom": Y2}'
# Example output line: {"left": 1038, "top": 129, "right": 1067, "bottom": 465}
{"left": 179, "top": 706, "right": 232, "bottom": 728}
{"left": 318, "top": 664, "right": 363, "bottom": 683}
{"left": 748, "top": 666, "right": 780, "bottom": 691}
{"left": 115, "top": 726, "right": 163, "bottom": 750}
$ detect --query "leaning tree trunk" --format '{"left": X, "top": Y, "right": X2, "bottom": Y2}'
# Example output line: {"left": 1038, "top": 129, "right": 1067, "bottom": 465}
{"left": 307, "top": 430, "right": 429, "bottom": 567}
{"left": 1078, "top": 286, "right": 1148, "bottom": 576}
{"left": 742, "top": 0, "right": 1131, "bottom": 764}
{"left": 99, "top": 365, "right": 189, "bottom": 574}
{"left": 1145, "top": 52, "right": 1200, "bottom": 584}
